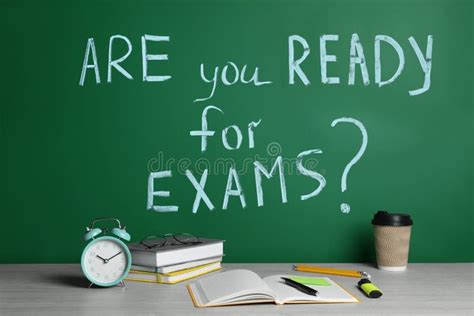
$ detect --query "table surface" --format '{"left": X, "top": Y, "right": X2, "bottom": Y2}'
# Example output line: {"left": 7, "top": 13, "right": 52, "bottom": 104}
{"left": 0, "top": 263, "right": 473, "bottom": 315}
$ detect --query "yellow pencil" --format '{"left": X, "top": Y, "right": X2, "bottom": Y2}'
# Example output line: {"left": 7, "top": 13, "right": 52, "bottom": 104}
{"left": 293, "top": 265, "right": 369, "bottom": 279}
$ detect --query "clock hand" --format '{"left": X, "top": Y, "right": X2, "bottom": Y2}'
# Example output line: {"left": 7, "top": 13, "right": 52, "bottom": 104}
{"left": 107, "top": 251, "right": 122, "bottom": 261}
{"left": 96, "top": 255, "right": 107, "bottom": 263}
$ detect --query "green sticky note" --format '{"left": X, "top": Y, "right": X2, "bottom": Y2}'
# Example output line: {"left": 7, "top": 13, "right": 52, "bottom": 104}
{"left": 290, "top": 276, "right": 331, "bottom": 286}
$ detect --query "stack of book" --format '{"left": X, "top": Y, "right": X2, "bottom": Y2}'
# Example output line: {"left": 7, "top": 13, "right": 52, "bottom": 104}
{"left": 126, "top": 238, "right": 224, "bottom": 284}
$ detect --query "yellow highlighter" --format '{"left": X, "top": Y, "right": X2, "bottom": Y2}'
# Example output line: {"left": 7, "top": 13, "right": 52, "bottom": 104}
{"left": 293, "top": 265, "right": 370, "bottom": 279}
{"left": 358, "top": 278, "right": 383, "bottom": 298}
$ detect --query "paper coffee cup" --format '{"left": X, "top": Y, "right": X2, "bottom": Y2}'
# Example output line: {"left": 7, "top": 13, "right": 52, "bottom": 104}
{"left": 372, "top": 211, "right": 413, "bottom": 271}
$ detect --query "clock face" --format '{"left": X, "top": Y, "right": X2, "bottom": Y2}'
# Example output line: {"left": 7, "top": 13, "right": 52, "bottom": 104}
{"left": 81, "top": 236, "right": 131, "bottom": 286}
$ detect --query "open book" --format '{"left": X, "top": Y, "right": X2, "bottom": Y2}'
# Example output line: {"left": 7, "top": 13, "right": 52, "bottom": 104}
{"left": 187, "top": 269, "right": 358, "bottom": 307}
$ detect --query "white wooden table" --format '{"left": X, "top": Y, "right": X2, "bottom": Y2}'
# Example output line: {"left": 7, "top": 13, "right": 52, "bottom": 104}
{"left": 0, "top": 263, "right": 472, "bottom": 315}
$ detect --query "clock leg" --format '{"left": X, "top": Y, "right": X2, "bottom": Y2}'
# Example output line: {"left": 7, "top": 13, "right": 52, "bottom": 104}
{"left": 88, "top": 282, "right": 94, "bottom": 288}
{"left": 119, "top": 281, "right": 126, "bottom": 287}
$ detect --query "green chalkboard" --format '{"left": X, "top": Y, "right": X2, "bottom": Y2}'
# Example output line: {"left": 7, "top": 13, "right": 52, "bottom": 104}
{"left": 1, "top": 0, "right": 473, "bottom": 263}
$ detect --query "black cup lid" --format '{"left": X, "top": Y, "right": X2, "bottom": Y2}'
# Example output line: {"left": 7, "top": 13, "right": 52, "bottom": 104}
{"left": 372, "top": 211, "right": 413, "bottom": 226}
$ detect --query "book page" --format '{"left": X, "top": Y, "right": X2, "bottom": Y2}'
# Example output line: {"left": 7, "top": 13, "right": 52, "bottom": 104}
{"left": 263, "top": 275, "right": 358, "bottom": 304}
{"left": 193, "top": 269, "right": 275, "bottom": 305}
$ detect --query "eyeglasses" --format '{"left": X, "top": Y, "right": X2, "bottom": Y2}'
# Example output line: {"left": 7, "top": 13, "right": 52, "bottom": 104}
{"left": 140, "top": 233, "right": 202, "bottom": 249}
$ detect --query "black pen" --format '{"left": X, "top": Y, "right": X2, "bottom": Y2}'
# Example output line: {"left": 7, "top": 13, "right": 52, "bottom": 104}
{"left": 281, "top": 277, "right": 318, "bottom": 296}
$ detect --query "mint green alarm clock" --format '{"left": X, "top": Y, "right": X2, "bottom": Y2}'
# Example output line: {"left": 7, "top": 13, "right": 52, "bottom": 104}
{"left": 81, "top": 218, "right": 132, "bottom": 287}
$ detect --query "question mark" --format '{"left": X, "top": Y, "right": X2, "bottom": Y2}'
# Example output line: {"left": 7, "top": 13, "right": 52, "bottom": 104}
{"left": 331, "top": 117, "right": 368, "bottom": 214}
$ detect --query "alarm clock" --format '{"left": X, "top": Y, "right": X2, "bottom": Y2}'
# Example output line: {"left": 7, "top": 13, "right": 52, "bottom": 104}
{"left": 81, "top": 217, "right": 132, "bottom": 287}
